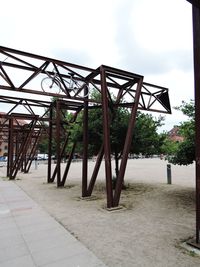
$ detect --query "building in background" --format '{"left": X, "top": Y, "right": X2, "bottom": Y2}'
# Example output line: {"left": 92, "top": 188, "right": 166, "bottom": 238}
{"left": 0, "top": 112, "right": 27, "bottom": 157}
{"left": 168, "top": 125, "right": 184, "bottom": 142}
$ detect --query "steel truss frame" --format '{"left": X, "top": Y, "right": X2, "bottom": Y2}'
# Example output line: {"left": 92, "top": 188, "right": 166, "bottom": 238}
{"left": 0, "top": 48, "right": 172, "bottom": 208}
{"left": 0, "top": 112, "right": 45, "bottom": 179}
{"left": 0, "top": 1, "right": 198, "bottom": 247}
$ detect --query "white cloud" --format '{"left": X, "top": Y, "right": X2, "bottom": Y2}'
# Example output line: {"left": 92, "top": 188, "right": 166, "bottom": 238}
{"left": 0, "top": 0, "right": 195, "bottom": 130}
{"left": 130, "top": 0, "right": 192, "bottom": 52}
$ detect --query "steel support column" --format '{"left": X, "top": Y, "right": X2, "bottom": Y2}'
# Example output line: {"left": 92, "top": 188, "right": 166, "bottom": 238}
{"left": 50, "top": 134, "right": 70, "bottom": 183}
{"left": 60, "top": 142, "right": 76, "bottom": 186}
{"left": 24, "top": 129, "right": 42, "bottom": 173}
{"left": 7, "top": 117, "right": 14, "bottom": 179}
{"left": 192, "top": 4, "right": 200, "bottom": 244}
{"left": 87, "top": 145, "right": 104, "bottom": 196}
{"left": 100, "top": 66, "right": 113, "bottom": 208}
{"left": 56, "top": 100, "right": 61, "bottom": 187}
{"left": 47, "top": 106, "right": 53, "bottom": 183}
{"left": 82, "top": 86, "right": 89, "bottom": 197}
{"left": 113, "top": 77, "right": 143, "bottom": 207}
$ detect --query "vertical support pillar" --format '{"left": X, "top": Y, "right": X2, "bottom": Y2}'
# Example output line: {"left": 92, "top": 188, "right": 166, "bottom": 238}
{"left": 56, "top": 101, "right": 61, "bottom": 187}
{"left": 7, "top": 117, "right": 14, "bottom": 179}
{"left": 192, "top": 4, "right": 200, "bottom": 243}
{"left": 15, "top": 131, "right": 19, "bottom": 164}
{"left": 20, "top": 130, "right": 26, "bottom": 172}
{"left": 113, "top": 77, "right": 143, "bottom": 207}
{"left": 61, "top": 142, "right": 77, "bottom": 186}
{"left": 100, "top": 66, "right": 113, "bottom": 208}
{"left": 48, "top": 106, "right": 53, "bottom": 183}
{"left": 82, "top": 85, "right": 89, "bottom": 197}
{"left": 25, "top": 130, "right": 41, "bottom": 173}
{"left": 87, "top": 145, "right": 104, "bottom": 196}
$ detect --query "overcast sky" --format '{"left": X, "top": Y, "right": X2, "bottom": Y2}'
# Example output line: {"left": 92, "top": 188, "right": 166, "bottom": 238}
{"left": 0, "top": 0, "right": 194, "bottom": 131}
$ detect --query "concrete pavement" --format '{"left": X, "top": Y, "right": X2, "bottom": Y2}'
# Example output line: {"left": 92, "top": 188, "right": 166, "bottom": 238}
{"left": 0, "top": 178, "right": 107, "bottom": 267}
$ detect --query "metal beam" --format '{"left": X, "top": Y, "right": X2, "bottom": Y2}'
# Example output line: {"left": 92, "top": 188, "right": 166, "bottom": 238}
{"left": 100, "top": 66, "right": 113, "bottom": 208}
{"left": 187, "top": 0, "right": 200, "bottom": 9}
{"left": 113, "top": 77, "right": 143, "bottom": 206}
{"left": 192, "top": 3, "right": 200, "bottom": 244}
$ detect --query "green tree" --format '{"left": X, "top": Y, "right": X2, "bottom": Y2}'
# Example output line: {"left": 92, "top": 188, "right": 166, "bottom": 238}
{"left": 68, "top": 90, "right": 130, "bottom": 176}
{"left": 37, "top": 137, "right": 48, "bottom": 153}
{"left": 88, "top": 105, "right": 130, "bottom": 176}
{"left": 38, "top": 96, "right": 166, "bottom": 167}
{"left": 71, "top": 107, "right": 164, "bottom": 175}
{"left": 168, "top": 100, "right": 195, "bottom": 165}
{"left": 132, "top": 112, "right": 164, "bottom": 156}
{"left": 110, "top": 107, "right": 130, "bottom": 176}
{"left": 160, "top": 136, "right": 179, "bottom": 156}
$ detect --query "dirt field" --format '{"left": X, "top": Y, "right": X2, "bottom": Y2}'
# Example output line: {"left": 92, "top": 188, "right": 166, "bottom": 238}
{"left": 1, "top": 158, "right": 200, "bottom": 266}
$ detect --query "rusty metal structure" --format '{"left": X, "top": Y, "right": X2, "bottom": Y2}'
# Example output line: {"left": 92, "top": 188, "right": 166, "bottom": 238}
{"left": 0, "top": 0, "right": 199, "bottom": 247}
{"left": 186, "top": 0, "right": 200, "bottom": 247}
{"left": 0, "top": 46, "right": 171, "bottom": 209}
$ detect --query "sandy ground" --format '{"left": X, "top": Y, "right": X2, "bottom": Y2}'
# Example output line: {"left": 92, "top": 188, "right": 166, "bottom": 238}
{"left": 0, "top": 158, "right": 200, "bottom": 267}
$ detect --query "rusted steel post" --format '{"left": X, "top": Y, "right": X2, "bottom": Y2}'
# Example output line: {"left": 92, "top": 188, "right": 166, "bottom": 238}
{"left": 82, "top": 85, "right": 89, "bottom": 197}
{"left": 20, "top": 130, "right": 27, "bottom": 172}
{"left": 113, "top": 77, "right": 143, "bottom": 207}
{"left": 7, "top": 117, "right": 14, "bottom": 178}
{"left": 50, "top": 134, "right": 69, "bottom": 183}
{"left": 15, "top": 132, "right": 19, "bottom": 165}
{"left": 192, "top": 4, "right": 200, "bottom": 244}
{"left": 100, "top": 66, "right": 113, "bottom": 208}
{"left": 47, "top": 106, "right": 53, "bottom": 183}
{"left": 25, "top": 129, "right": 41, "bottom": 173}
{"left": 56, "top": 100, "right": 61, "bottom": 187}
{"left": 12, "top": 120, "right": 37, "bottom": 179}
{"left": 60, "top": 142, "right": 76, "bottom": 186}
{"left": 21, "top": 132, "right": 27, "bottom": 172}
{"left": 87, "top": 145, "right": 104, "bottom": 196}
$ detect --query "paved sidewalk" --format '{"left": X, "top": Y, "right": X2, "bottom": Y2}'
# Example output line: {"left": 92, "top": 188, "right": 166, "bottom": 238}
{"left": 0, "top": 179, "right": 107, "bottom": 267}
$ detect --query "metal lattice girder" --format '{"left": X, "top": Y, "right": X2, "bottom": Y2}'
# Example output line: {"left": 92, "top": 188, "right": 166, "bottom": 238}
{"left": 0, "top": 46, "right": 94, "bottom": 100}
{"left": 0, "top": 46, "right": 171, "bottom": 115}
{"left": 85, "top": 65, "right": 171, "bottom": 114}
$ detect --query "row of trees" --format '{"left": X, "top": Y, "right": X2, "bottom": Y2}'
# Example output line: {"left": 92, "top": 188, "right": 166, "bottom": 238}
{"left": 38, "top": 95, "right": 196, "bottom": 167}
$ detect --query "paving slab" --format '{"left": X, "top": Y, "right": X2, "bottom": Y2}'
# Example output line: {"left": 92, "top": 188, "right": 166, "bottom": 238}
{"left": 0, "top": 179, "right": 107, "bottom": 267}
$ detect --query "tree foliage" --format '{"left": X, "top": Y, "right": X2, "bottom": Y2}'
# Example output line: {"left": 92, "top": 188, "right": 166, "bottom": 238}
{"left": 37, "top": 93, "right": 165, "bottom": 168}
{"left": 168, "top": 100, "right": 195, "bottom": 165}
{"left": 132, "top": 112, "right": 164, "bottom": 156}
